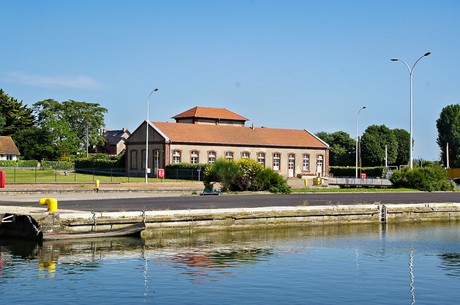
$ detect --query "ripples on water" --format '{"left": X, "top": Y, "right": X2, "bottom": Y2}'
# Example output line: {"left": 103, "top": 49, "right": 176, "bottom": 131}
{"left": 1, "top": 222, "right": 459, "bottom": 304}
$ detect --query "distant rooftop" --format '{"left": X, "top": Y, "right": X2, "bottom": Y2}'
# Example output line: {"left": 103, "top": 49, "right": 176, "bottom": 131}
{"left": 172, "top": 106, "right": 249, "bottom": 122}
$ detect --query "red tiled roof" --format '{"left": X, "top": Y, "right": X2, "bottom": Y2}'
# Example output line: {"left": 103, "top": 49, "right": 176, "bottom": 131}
{"left": 152, "top": 122, "right": 328, "bottom": 148}
{"left": 172, "top": 106, "right": 249, "bottom": 122}
{"left": 0, "top": 136, "right": 20, "bottom": 155}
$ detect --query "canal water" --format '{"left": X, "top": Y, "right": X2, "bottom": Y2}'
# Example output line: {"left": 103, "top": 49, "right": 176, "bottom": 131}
{"left": 1, "top": 222, "right": 459, "bottom": 304}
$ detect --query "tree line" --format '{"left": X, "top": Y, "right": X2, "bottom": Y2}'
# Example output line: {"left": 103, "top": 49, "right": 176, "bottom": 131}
{"left": 0, "top": 89, "right": 107, "bottom": 161}
{"left": 316, "top": 104, "right": 460, "bottom": 168}
{"left": 1, "top": 88, "right": 459, "bottom": 168}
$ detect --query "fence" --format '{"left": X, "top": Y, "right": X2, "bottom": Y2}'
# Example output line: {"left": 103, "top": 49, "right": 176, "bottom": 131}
{"left": 328, "top": 177, "right": 392, "bottom": 187}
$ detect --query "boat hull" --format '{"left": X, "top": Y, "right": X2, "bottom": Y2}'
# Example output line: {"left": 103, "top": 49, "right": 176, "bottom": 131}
{"left": 1, "top": 213, "right": 145, "bottom": 241}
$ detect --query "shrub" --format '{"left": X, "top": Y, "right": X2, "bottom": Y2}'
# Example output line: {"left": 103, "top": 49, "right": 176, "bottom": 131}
{"left": 75, "top": 154, "right": 124, "bottom": 169}
{"left": 255, "top": 168, "right": 291, "bottom": 193}
{"left": 41, "top": 160, "right": 74, "bottom": 170}
{"left": 204, "top": 159, "right": 291, "bottom": 194}
{"left": 203, "top": 159, "right": 242, "bottom": 192}
{"left": 0, "top": 160, "right": 18, "bottom": 167}
{"left": 390, "top": 165, "right": 455, "bottom": 191}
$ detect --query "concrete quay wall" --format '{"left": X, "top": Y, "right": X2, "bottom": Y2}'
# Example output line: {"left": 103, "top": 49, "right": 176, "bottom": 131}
{"left": 55, "top": 203, "right": 460, "bottom": 236}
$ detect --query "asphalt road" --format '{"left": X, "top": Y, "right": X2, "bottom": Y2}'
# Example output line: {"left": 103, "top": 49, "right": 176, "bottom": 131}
{"left": 5, "top": 192, "right": 459, "bottom": 212}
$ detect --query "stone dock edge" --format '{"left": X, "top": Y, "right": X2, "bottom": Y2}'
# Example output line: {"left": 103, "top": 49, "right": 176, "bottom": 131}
{"left": 15, "top": 202, "right": 460, "bottom": 238}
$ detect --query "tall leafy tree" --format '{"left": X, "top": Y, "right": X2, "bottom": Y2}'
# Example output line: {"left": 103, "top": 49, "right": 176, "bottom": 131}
{"left": 33, "top": 99, "right": 79, "bottom": 158}
{"left": 33, "top": 99, "right": 107, "bottom": 158}
{"left": 0, "top": 89, "right": 35, "bottom": 136}
{"left": 0, "top": 113, "right": 5, "bottom": 133}
{"left": 316, "top": 131, "right": 355, "bottom": 166}
{"left": 436, "top": 104, "right": 460, "bottom": 167}
{"left": 12, "top": 126, "right": 58, "bottom": 160}
{"left": 62, "top": 100, "right": 107, "bottom": 155}
{"left": 393, "top": 128, "right": 410, "bottom": 166}
{"left": 361, "top": 125, "right": 398, "bottom": 166}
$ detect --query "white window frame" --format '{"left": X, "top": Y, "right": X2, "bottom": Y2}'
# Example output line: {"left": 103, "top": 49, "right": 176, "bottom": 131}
{"left": 241, "top": 152, "right": 250, "bottom": 159}
{"left": 225, "top": 151, "right": 234, "bottom": 161}
{"left": 273, "top": 153, "right": 281, "bottom": 170}
{"left": 302, "top": 154, "right": 310, "bottom": 171}
{"left": 190, "top": 150, "right": 199, "bottom": 164}
{"left": 172, "top": 150, "right": 181, "bottom": 163}
{"left": 208, "top": 151, "right": 216, "bottom": 164}
{"left": 257, "top": 152, "right": 265, "bottom": 167}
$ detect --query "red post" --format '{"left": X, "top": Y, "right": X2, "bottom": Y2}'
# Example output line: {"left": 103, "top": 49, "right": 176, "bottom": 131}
{"left": 0, "top": 171, "right": 6, "bottom": 188}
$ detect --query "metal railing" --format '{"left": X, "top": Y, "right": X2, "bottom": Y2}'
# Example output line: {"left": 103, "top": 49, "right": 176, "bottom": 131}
{"left": 328, "top": 177, "right": 392, "bottom": 187}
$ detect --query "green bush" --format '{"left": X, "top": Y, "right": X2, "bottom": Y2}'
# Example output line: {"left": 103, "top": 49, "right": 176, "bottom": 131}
{"left": 255, "top": 168, "right": 291, "bottom": 193}
{"left": 75, "top": 154, "right": 124, "bottom": 169}
{"left": 19, "top": 160, "right": 39, "bottom": 167}
{"left": 390, "top": 165, "right": 455, "bottom": 191}
{"left": 0, "top": 160, "right": 18, "bottom": 167}
{"left": 204, "top": 158, "right": 291, "bottom": 194}
{"left": 41, "top": 160, "right": 74, "bottom": 170}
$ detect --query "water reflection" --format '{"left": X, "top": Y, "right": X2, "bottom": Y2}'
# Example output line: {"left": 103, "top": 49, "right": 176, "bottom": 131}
{"left": 438, "top": 253, "right": 460, "bottom": 277}
{"left": 0, "top": 237, "right": 145, "bottom": 278}
{"left": 0, "top": 222, "right": 460, "bottom": 304}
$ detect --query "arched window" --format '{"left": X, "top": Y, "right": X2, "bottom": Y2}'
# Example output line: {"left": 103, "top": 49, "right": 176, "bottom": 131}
{"left": 273, "top": 153, "right": 281, "bottom": 170}
{"left": 190, "top": 150, "right": 199, "bottom": 164}
{"left": 130, "top": 150, "right": 138, "bottom": 170}
{"left": 257, "top": 152, "right": 265, "bottom": 167}
{"left": 208, "top": 151, "right": 216, "bottom": 164}
{"left": 225, "top": 151, "right": 234, "bottom": 161}
{"left": 302, "top": 154, "right": 310, "bottom": 171}
{"left": 172, "top": 150, "right": 181, "bottom": 163}
{"left": 241, "top": 152, "right": 250, "bottom": 159}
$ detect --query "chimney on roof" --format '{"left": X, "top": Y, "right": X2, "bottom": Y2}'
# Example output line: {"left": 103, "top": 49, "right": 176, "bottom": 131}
{"left": 251, "top": 123, "right": 255, "bottom": 130}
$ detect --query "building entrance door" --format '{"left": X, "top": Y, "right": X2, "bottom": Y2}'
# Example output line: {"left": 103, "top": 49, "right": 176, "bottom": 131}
{"left": 288, "top": 154, "right": 295, "bottom": 178}
{"left": 316, "top": 155, "right": 323, "bottom": 176}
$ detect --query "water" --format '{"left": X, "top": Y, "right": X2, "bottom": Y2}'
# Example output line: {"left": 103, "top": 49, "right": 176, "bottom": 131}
{"left": 1, "top": 222, "right": 460, "bottom": 304}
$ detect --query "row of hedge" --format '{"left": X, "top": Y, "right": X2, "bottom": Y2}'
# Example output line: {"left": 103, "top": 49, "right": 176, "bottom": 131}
{"left": 0, "top": 156, "right": 124, "bottom": 171}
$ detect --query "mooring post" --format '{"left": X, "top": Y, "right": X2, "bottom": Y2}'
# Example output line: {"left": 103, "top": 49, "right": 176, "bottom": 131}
{"left": 380, "top": 205, "right": 387, "bottom": 223}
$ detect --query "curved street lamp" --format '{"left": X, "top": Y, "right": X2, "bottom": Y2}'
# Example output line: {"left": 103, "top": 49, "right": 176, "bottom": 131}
{"left": 356, "top": 106, "right": 366, "bottom": 178}
{"left": 391, "top": 52, "right": 431, "bottom": 169}
{"left": 145, "top": 88, "right": 159, "bottom": 183}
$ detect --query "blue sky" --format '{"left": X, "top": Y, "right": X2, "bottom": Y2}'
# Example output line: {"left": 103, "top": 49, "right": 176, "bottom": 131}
{"left": 2, "top": 0, "right": 459, "bottom": 161}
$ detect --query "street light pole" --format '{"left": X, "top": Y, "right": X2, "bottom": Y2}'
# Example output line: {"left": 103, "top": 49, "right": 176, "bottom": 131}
{"left": 355, "top": 106, "right": 366, "bottom": 178}
{"left": 391, "top": 52, "right": 430, "bottom": 169}
{"left": 145, "top": 88, "right": 159, "bottom": 183}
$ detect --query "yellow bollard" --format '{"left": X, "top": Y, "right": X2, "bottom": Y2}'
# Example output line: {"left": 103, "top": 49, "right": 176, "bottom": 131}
{"left": 39, "top": 197, "right": 58, "bottom": 213}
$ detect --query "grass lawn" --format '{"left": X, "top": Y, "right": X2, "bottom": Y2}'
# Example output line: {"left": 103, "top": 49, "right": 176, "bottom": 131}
{"left": 1, "top": 168, "right": 168, "bottom": 184}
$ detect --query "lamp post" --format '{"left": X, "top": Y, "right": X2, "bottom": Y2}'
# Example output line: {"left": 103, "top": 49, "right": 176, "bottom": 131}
{"left": 391, "top": 52, "right": 431, "bottom": 169}
{"left": 145, "top": 88, "right": 159, "bottom": 183}
{"left": 355, "top": 106, "right": 366, "bottom": 178}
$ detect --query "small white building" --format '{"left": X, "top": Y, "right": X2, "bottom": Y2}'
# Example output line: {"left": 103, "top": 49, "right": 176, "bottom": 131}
{"left": 0, "top": 136, "right": 20, "bottom": 161}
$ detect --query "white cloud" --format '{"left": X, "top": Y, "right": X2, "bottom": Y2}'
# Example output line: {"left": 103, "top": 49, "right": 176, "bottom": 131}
{"left": 5, "top": 72, "right": 103, "bottom": 89}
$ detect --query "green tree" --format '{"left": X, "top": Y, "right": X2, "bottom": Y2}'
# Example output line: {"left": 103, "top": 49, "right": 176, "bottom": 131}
{"left": 33, "top": 99, "right": 79, "bottom": 158}
{"left": 12, "top": 126, "right": 58, "bottom": 160}
{"left": 316, "top": 131, "right": 355, "bottom": 166}
{"left": 361, "top": 125, "right": 398, "bottom": 166}
{"left": 0, "top": 113, "right": 5, "bottom": 133}
{"left": 62, "top": 100, "right": 107, "bottom": 155}
{"left": 436, "top": 104, "right": 460, "bottom": 167}
{"left": 33, "top": 99, "right": 107, "bottom": 158}
{"left": 393, "top": 128, "right": 410, "bottom": 166}
{"left": 0, "top": 89, "right": 35, "bottom": 136}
